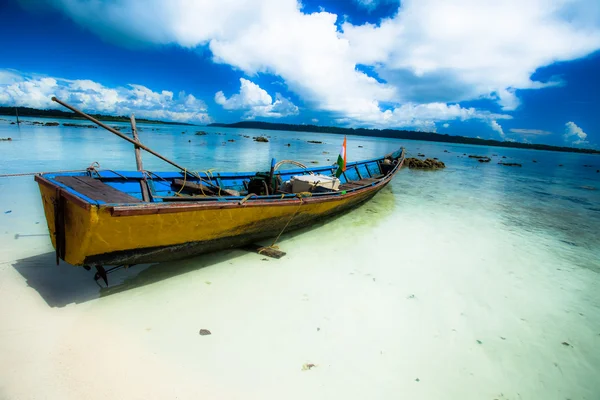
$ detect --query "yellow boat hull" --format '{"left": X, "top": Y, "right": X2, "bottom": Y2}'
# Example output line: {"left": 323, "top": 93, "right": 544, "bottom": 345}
{"left": 36, "top": 178, "right": 386, "bottom": 266}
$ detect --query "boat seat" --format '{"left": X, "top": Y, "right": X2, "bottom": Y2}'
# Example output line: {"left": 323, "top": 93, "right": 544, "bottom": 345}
{"left": 55, "top": 176, "right": 142, "bottom": 204}
{"left": 339, "top": 178, "right": 380, "bottom": 191}
{"left": 355, "top": 178, "right": 379, "bottom": 185}
{"left": 338, "top": 182, "right": 365, "bottom": 191}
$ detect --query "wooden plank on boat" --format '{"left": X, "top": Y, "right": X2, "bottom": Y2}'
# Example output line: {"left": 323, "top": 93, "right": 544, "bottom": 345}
{"left": 338, "top": 182, "right": 366, "bottom": 191}
{"left": 355, "top": 178, "right": 379, "bottom": 185}
{"left": 172, "top": 179, "right": 240, "bottom": 197}
{"left": 244, "top": 243, "right": 286, "bottom": 259}
{"left": 55, "top": 176, "right": 142, "bottom": 204}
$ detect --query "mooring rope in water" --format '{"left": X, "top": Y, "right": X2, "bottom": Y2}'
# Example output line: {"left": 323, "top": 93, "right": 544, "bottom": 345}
{"left": 0, "top": 169, "right": 86, "bottom": 178}
{"left": 0, "top": 161, "right": 102, "bottom": 178}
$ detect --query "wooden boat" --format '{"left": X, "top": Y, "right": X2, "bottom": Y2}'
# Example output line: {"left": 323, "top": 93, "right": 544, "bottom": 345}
{"left": 33, "top": 97, "right": 406, "bottom": 283}
{"left": 35, "top": 148, "right": 404, "bottom": 264}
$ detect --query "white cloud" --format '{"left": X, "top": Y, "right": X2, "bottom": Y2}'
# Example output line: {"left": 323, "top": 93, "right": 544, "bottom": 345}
{"left": 489, "top": 120, "right": 505, "bottom": 139}
{"left": 509, "top": 128, "right": 552, "bottom": 135}
{"left": 0, "top": 69, "right": 211, "bottom": 123}
{"left": 442, "top": 123, "right": 450, "bottom": 128}
{"left": 311, "top": 118, "right": 319, "bottom": 123}
{"left": 35, "top": 0, "right": 600, "bottom": 127}
{"left": 215, "top": 78, "right": 299, "bottom": 119}
{"left": 564, "top": 121, "right": 588, "bottom": 145}
{"left": 342, "top": 0, "right": 600, "bottom": 103}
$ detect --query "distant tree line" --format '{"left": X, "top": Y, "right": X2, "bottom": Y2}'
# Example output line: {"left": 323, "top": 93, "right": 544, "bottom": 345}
{"left": 209, "top": 121, "right": 600, "bottom": 154}
{"left": 0, "top": 106, "right": 196, "bottom": 126}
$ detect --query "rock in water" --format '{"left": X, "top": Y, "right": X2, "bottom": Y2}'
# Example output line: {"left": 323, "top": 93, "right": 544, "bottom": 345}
{"left": 498, "top": 162, "right": 522, "bottom": 167}
{"left": 254, "top": 136, "right": 269, "bottom": 142}
{"left": 404, "top": 158, "right": 446, "bottom": 170}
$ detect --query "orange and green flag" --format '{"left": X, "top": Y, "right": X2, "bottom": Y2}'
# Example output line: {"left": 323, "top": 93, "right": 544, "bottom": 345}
{"left": 335, "top": 136, "right": 347, "bottom": 178}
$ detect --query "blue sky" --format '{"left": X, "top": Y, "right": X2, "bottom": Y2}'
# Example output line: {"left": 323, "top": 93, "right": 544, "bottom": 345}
{"left": 0, "top": 0, "right": 599, "bottom": 147}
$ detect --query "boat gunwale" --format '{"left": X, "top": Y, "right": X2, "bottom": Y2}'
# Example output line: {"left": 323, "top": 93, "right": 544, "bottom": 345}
{"left": 34, "top": 148, "right": 404, "bottom": 216}
{"left": 109, "top": 152, "right": 404, "bottom": 216}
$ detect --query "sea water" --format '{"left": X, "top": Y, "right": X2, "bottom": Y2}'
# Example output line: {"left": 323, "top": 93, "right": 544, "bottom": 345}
{"left": 0, "top": 116, "right": 599, "bottom": 400}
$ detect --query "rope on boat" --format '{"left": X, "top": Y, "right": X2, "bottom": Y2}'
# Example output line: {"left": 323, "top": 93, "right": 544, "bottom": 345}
{"left": 261, "top": 192, "right": 313, "bottom": 251}
{"left": 175, "top": 168, "right": 188, "bottom": 196}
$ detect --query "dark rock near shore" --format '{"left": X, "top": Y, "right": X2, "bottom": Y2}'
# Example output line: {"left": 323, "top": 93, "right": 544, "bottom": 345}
{"left": 532, "top": 160, "right": 537, "bottom": 163}
{"left": 63, "top": 123, "right": 97, "bottom": 128}
{"left": 228, "top": 139, "right": 235, "bottom": 142}
{"left": 0, "top": 137, "right": 12, "bottom": 141}
{"left": 195, "top": 131, "right": 207, "bottom": 135}
{"left": 558, "top": 164, "right": 563, "bottom": 167}
{"left": 417, "top": 153, "right": 425, "bottom": 157}
{"left": 307, "top": 140, "right": 323, "bottom": 144}
{"left": 286, "top": 143, "right": 291, "bottom": 146}
{"left": 468, "top": 155, "right": 489, "bottom": 159}
{"left": 502, "top": 156, "right": 507, "bottom": 158}
{"left": 478, "top": 157, "right": 491, "bottom": 163}
{"left": 498, "top": 162, "right": 522, "bottom": 167}
{"left": 254, "top": 136, "right": 269, "bottom": 142}
{"left": 405, "top": 157, "right": 446, "bottom": 169}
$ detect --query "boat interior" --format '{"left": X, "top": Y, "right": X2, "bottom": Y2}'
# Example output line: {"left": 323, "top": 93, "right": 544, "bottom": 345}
{"left": 40, "top": 149, "right": 403, "bottom": 206}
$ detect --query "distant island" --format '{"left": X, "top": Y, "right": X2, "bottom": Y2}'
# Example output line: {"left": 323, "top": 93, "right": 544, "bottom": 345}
{"left": 209, "top": 121, "right": 600, "bottom": 154}
{"left": 0, "top": 106, "right": 197, "bottom": 126}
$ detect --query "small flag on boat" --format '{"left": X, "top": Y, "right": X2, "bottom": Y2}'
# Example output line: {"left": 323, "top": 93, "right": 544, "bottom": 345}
{"left": 335, "top": 136, "right": 347, "bottom": 178}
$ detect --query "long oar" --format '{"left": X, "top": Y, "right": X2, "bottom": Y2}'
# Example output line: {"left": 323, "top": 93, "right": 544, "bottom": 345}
{"left": 51, "top": 97, "right": 219, "bottom": 189}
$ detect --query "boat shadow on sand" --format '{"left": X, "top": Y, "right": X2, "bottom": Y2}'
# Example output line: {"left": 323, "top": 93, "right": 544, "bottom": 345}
{"left": 12, "top": 186, "right": 397, "bottom": 308}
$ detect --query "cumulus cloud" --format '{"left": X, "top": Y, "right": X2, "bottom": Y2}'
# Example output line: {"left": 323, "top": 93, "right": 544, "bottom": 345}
{"left": 442, "top": 123, "right": 450, "bottom": 128}
{"left": 34, "top": 0, "right": 600, "bottom": 127}
{"left": 489, "top": 120, "right": 505, "bottom": 139}
{"left": 0, "top": 69, "right": 211, "bottom": 122}
{"left": 564, "top": 121, "right": 588, "bottom": 145}
{"left": 215, "top": 78, "right": 299, "bottom": 119}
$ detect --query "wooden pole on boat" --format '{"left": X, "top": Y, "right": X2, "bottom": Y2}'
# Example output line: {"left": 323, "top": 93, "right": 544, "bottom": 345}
{"left": 130, "top": 114, "right": 150, "bottom": 202}
{"left": 130, "top": 114, "right": 144, "bottom": 171}
{"left": 50, "top": 97, "right": 219, "bottom": 189}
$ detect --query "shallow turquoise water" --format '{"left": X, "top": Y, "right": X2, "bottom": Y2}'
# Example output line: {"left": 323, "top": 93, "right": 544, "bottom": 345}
{"left": 1, "top": 116, "right": 599, "bottom": 399}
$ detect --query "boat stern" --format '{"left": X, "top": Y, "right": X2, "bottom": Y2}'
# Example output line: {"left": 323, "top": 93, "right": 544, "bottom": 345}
{"left": 35, "top": 175, "right": 98, "bottom": 266}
